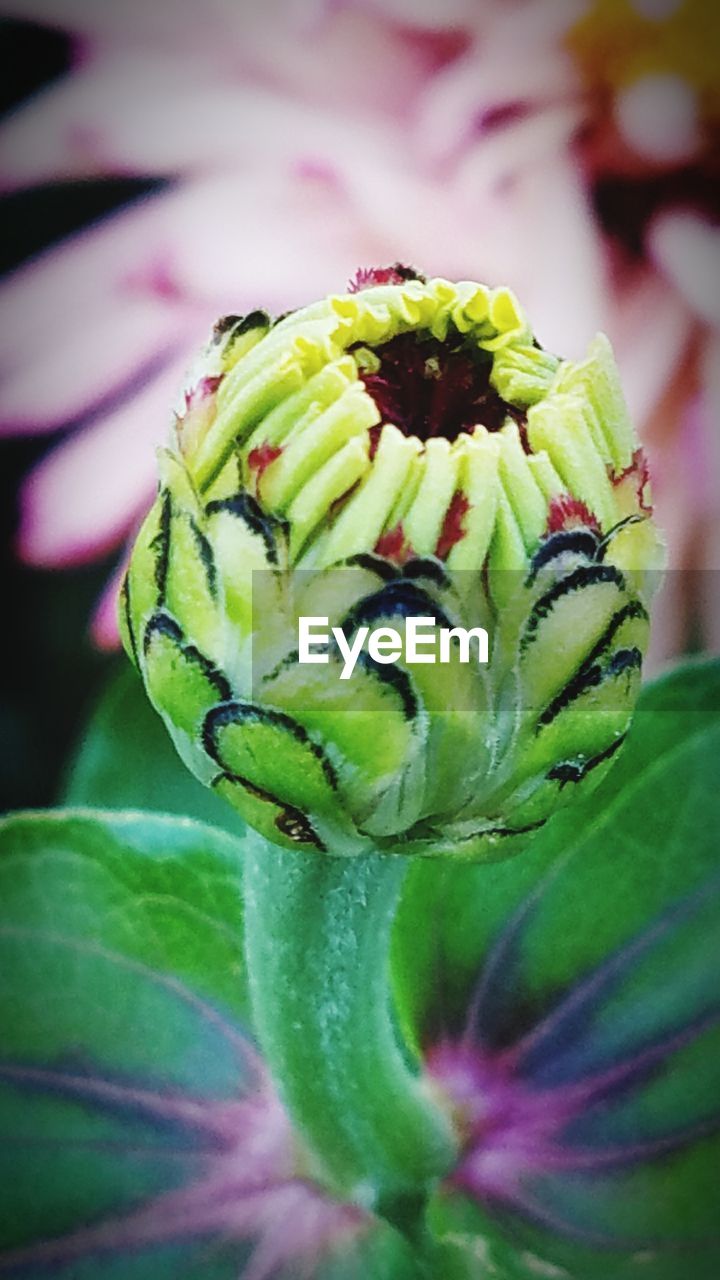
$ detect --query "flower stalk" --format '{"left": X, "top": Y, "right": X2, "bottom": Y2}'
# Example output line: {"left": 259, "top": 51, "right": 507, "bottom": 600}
{"left": 243, "top": 838, "right": 458, "bottom": 1208}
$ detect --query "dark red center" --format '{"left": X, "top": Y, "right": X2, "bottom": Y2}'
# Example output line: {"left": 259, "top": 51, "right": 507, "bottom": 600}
{"left": 356, "top": 331, "right": 525, "bottom": 444}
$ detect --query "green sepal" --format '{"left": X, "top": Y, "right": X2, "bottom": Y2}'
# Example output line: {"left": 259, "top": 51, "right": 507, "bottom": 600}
{"left": 203, "top": 701, "right": 341, "bottom": 822}
{"left": 212, "top": 772, "right": 328, "bottom": 853}
{"left": 205, "top": 493, "right": 288, "bottom": 635}
{"left": 142, "top": 611, "right": 230, "bottom": 739}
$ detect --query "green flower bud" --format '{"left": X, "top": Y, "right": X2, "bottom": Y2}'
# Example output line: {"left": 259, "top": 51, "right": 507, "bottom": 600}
{"left": 121, "top": 268, "right": 662, "bottom": 859}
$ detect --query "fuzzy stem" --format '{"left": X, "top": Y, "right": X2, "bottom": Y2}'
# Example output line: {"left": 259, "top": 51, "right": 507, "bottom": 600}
{"left": 243, "top": 837, "right": 458, "bottom": 1205}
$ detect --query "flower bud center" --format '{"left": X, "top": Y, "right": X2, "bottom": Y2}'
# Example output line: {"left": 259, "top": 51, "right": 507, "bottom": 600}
{"left": 354, "top": 332, "right": 525, "bottom": 445}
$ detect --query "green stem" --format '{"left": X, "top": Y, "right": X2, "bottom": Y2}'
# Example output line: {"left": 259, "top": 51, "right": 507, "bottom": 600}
{"left": 243, "top": 837, "right": 458, "bottom": 1204}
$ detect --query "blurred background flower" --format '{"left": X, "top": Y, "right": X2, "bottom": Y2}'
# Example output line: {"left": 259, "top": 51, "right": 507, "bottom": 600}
{"left": 0, "top": 0, "right": 718, "bottom": 657}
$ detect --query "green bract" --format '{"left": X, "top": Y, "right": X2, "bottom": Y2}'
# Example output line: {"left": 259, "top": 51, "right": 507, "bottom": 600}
{"left": 121, "top": 272, "right": 662, "bottom": 858}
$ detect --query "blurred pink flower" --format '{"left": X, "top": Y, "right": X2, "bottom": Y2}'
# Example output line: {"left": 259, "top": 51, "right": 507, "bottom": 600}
{"left": 0, "top": 0, "right": 718, "bottom": 657}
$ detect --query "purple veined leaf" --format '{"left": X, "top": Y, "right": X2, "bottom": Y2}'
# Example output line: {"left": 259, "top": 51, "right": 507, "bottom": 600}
{"left": 0, "top": 810, "right": 422, "bottom": 1279}
{"left": 429, "top": 874, "right": 720, "bottom": 1232}
{"left": 393, "top": 659, "right": 720, "bottom": 1278}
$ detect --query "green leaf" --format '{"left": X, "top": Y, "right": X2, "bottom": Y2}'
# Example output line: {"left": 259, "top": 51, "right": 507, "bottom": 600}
{"left": 316, "top": 1228, "right": 427, "bottom": 1280}
{"left": 63, "top": 664, "right": 246, "bottom": 837}
{"left": 425, "top": 1183, "right": 720, "bottom": 1280}
{"left": 0, "top": 809, "right": 249, "bottom": 1270}
{"left": 0, "top": 810, "right": 426, "bottom": 1278}
{"left": 394, "top": 657, "right": 720, "bottom": 1037}
{"left": 0, "top": 808, "right": 249, "bottom": 1026}
{"left": 394, "top": 659, "right": 720, "bottom": 1278}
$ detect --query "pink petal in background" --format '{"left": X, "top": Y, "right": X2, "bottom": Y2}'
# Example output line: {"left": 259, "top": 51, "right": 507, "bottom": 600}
{"left": 90, "top": 552, "right": 131, "bottom": 650}
{"left": 649, "top": 210, "right": 720, "bottom": 329}
{"left": 0, "top": 191, "right": 177, "bottom": 388}
{"left": 17, "top": 356, "right": 191, "bottom": 568}
{"left": 0, "top": 294, "right": 190, "bottom": 433}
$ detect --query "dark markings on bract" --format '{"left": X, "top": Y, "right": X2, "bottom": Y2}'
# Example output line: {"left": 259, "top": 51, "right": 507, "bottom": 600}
{"left": 119, "top": 572, "right": 138, "bottom": 668}
{"left": 538, "top": 662, "right": 605, "bottom": 728}
{"left": 580, "top": 600, "right": 648, "bottom": 673}
{"left": 341, "top": 580, "right": 453, "bottom": 634}
{"left": 477, "top": 818, "right": 547, "bottom": 839}
{"left": 205, "top": 492, "right": 283, "bottom": 565}
{"left": 189, "top": 516, "right": 218, "bottom": 598}
{"left": 606, "top": 646, "right": 643, "bottom": 679}
{"left": 548, "top": 733, "right": 627, "bottom": 786}
{"left": 342, "top": 552, "right": 400, "bottom": 581}
{"left": 150, "top": 490, "right": 172, "bottom": 605}
{"left": 403, "top": 556, "right": 450, "bottom": 588}
{"left": 259, "top": 648, "right": 304, "bottom": 688}
{"left": 143, "top": 610, "right": 232, "bottom": 701}
{"left": 183, "top": 644, "right": 232, "bottom": 703}
{"left": 528, "top": 529, "right": 601, "bottom": 581}
{"left": 212, "top": 771, "right": 326, "bottom": 850}
{"left": 144, "top": 610, "right": 183, "bottom": 649}
{"left": 598, "top": 512, "right": 647, "bottom": 555}
{"left": 235, "top": 310, "right": 271, "bottom": 336}
{"left": 203, "top": 700, "right": 339, "bottom": 792}
{"left": 537, "top": 603, "right": 648, "bottom": 730}
{"left": 522, "top": 564, "right": 627, "bottom": 651}
{"left": 214, "top": 309, "right": 270, "bottom": 349}
{"left": 275, "top": 808, "right": 325, "bottom": 848}
{"left": 212, "top": 314, "right": 241, "bottom": 339}
{"left": 354, "top": 650, "right": 419, "bottom": 723}
{"left": 537, "top": 611, "right": 645, "bottom": 730}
